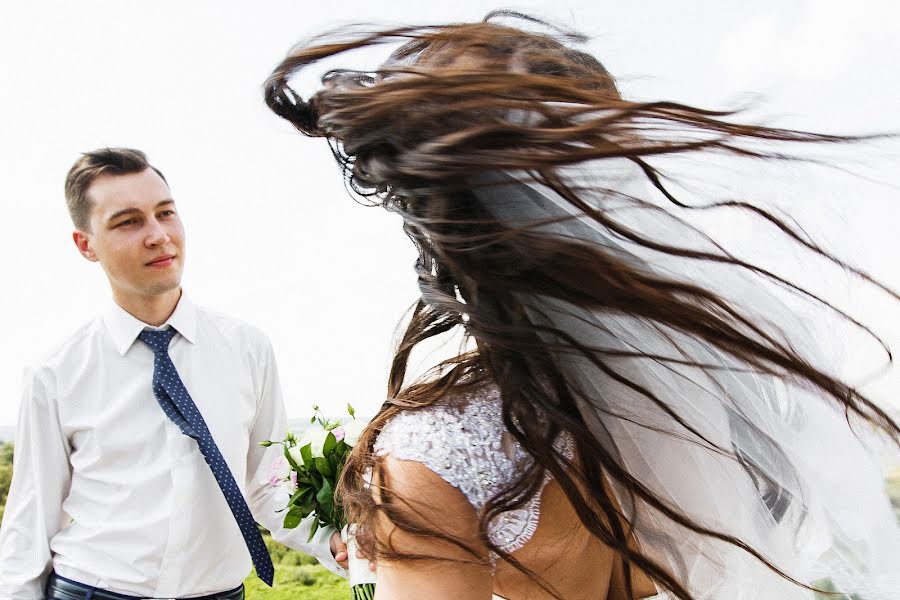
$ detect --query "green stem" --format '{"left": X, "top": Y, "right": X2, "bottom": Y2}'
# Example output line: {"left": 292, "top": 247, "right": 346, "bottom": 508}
{"left": 351, "top": 583, "right": 376, "bottom": 600}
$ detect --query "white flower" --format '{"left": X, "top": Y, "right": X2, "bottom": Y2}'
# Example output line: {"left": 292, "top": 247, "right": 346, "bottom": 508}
{"left": 342, "top": 419, "right": 367, "bottom": 447}
{"left": 288, "top": 444, "right": 305, "bottom": 466}
{"left": 301, "top": 427, "right": 330, "bottom": 457}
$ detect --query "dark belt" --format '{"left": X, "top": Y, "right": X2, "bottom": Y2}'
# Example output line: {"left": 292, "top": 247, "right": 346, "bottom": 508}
{"left": 46, "top": 573, "right": 245, "bottom": 600}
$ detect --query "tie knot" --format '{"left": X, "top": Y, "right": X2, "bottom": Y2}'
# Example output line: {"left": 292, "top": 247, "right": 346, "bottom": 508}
{"left": 138, "top": 327, "right": 177, "bottom": 354}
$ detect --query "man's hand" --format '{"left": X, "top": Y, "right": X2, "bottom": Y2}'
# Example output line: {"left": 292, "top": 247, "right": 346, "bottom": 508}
{"left": 330, "top": 529, "right": 377, "bottom": 572}
{"left": 330, "top": 530, "right": 349, "bottom": 569}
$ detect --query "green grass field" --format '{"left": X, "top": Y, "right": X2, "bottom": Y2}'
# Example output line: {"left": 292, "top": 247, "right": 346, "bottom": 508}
{"left": 244, "top": 563, "right": 347, "bottom": 600}
{"left": 244, "top": 534, "right": 348, "bottom": 600}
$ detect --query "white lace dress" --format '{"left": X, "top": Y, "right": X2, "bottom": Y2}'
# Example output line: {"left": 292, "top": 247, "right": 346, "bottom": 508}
{"left": 373, "top": 385, "right": 664, "bottom": 600}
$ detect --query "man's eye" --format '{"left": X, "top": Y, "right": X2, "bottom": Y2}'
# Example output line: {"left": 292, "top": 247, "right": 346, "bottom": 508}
{"left": 159, "top": 210, "right": 176, "bottom": 217}
{"left": 115, "top": 219, "right": 136, "bottom": 228}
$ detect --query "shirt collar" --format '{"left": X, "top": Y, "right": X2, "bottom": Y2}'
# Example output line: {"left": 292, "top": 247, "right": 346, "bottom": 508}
{"left": 102, "top": 292, "right": 199, "bottom": 356}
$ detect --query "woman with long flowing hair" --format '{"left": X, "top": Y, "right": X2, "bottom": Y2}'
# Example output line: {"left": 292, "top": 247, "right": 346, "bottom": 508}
{"left": 263, "top": 12, "right": 899, "bottom": 600}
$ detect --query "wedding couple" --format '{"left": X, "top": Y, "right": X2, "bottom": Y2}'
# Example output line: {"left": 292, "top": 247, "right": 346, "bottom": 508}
{"left": 2, "top": 12, "right": 900, "bottom": 600}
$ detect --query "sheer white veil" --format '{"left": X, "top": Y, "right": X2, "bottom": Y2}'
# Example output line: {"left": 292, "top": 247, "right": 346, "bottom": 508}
{"left": 260, "top": 13, "right": 899, "bottom": 598}
{"left": 472, "top": 161, "right": 900, "bottom": 599}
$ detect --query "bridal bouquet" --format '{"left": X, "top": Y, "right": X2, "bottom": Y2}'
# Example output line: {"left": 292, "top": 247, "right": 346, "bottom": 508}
{"left": 262, "top": 404, "right": 374, "bottom": 599}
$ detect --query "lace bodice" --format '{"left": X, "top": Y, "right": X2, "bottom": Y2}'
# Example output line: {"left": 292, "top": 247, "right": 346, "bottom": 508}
{"left": 373, "top": 385, "right": 564, "bottom": 556}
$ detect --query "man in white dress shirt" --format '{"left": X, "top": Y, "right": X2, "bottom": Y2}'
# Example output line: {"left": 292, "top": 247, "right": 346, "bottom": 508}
{"left": 0, "top": 148, "right": 348, "bottom": 600}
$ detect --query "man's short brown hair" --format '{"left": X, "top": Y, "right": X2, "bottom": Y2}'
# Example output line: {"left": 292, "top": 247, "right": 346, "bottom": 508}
{"left": 64, "top": 148, "right": 168, "bottom": 231}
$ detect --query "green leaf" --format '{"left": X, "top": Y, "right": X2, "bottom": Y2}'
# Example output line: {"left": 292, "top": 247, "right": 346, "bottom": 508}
{"left": 347, "top": 403, "right": 356, "bottom": 418}
{"left": 316, "top": 478, "right": 334, "bottom": 518}
{"left": 306, "top": 514, "right": 319, "bottom": 542}
{"left": 328, "top": 452, "right": 340, "bottom": 473}
{"left": 323, "top": 431, "right": 337, "bottom": 457}
{"left": 283, "top": 444, "right": 301, "bottom": 472}
{"left": 288, "top": 486, "right": 313, "bottom": 508}
{"left": 300, "top": 443, "right": 314, "bottom": 470}
{"left": 300, "top": 494, "right": 316, "bottom": 515}
{"left": 283, "top": 505, "right": 304, "bottom": 529}
{"left": 309, "top": 468, "right": 323, "bottom": 488}
{"left": 334, "top": 440, "right": 348, "bottom": 456}
{"left": 309, "top": 415, "right": 316, "bottom": 424}
{"left": 314, "top": 456, "right": 333, "bottom": 478}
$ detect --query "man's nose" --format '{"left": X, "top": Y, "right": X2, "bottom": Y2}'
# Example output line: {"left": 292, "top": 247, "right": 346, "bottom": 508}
{"left": 145, "top": 219, "right": 171, "bottom": 246}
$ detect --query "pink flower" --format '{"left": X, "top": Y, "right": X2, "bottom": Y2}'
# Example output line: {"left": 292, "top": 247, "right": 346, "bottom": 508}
{"left": 332, "top": 426, "right": 346, "bottom": 442}
{"left": 267, "top": 455, "right": 290, "bottom": 487}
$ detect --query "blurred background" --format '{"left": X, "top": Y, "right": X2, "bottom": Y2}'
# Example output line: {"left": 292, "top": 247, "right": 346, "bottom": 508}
{"left": 0, "top": 0, "right": 897, "bottom": 434}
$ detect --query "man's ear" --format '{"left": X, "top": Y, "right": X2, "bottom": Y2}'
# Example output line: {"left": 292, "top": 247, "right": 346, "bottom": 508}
{"left": 73, "top": 230, "right": 98, "bottom": 262}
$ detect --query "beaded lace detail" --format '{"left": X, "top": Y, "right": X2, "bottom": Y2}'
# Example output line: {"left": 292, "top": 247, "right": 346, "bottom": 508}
{"left": 373, "top": 385, "right": 562, "bottom": 556}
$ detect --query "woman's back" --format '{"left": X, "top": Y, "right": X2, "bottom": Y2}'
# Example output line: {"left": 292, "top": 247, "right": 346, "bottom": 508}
{"left": 373, "top": 385, "right": 657, "bottom": 600}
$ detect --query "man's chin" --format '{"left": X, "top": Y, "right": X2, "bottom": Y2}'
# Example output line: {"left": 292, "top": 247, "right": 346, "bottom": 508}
{"left": 144, "top": 278, "right": 183, "bottom": 297}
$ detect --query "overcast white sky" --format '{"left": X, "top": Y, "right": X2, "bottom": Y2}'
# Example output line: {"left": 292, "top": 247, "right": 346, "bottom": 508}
{"left": 0, "top": 0, "right": 898, "bottom": 427}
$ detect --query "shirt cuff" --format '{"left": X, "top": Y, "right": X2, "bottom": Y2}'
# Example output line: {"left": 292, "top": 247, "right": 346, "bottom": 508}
{"left": 275, "top": 522, "right": 348, "bottom": 579}
{"left": 312, "top": 524, "right": 348, "bottom": 579}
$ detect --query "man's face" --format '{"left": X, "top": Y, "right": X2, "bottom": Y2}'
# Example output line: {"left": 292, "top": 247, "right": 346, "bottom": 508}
{"left": 74, "top": 168, "right": 185, "bottom": 301}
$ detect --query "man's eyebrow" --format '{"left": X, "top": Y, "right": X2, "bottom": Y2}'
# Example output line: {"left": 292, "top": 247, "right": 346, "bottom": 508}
{"left": 106, "top": 199, "right": 175, "bottom": 223}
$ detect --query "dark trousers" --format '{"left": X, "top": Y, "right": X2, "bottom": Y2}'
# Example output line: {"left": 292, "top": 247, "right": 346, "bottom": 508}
{"left": 45, "top": 573, "right": 245, "bottom": 600}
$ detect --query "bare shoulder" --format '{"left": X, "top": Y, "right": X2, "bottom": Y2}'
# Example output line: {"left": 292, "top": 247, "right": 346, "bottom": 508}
{"left": 375, "top": 454, "right": 486, "bottom": 560}
{"left": 370, "top": 455, "right": 495, "bottom": 600}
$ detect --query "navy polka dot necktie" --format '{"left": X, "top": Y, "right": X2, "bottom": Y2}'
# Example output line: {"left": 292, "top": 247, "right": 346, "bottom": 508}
{"left": 138, "top": 328, "right": 275, "bottom": 586}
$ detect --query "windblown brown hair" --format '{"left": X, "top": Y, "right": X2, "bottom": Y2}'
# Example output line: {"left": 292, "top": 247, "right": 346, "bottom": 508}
{"left": 264, "top": 12, "right": 899, "bottom": 600}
